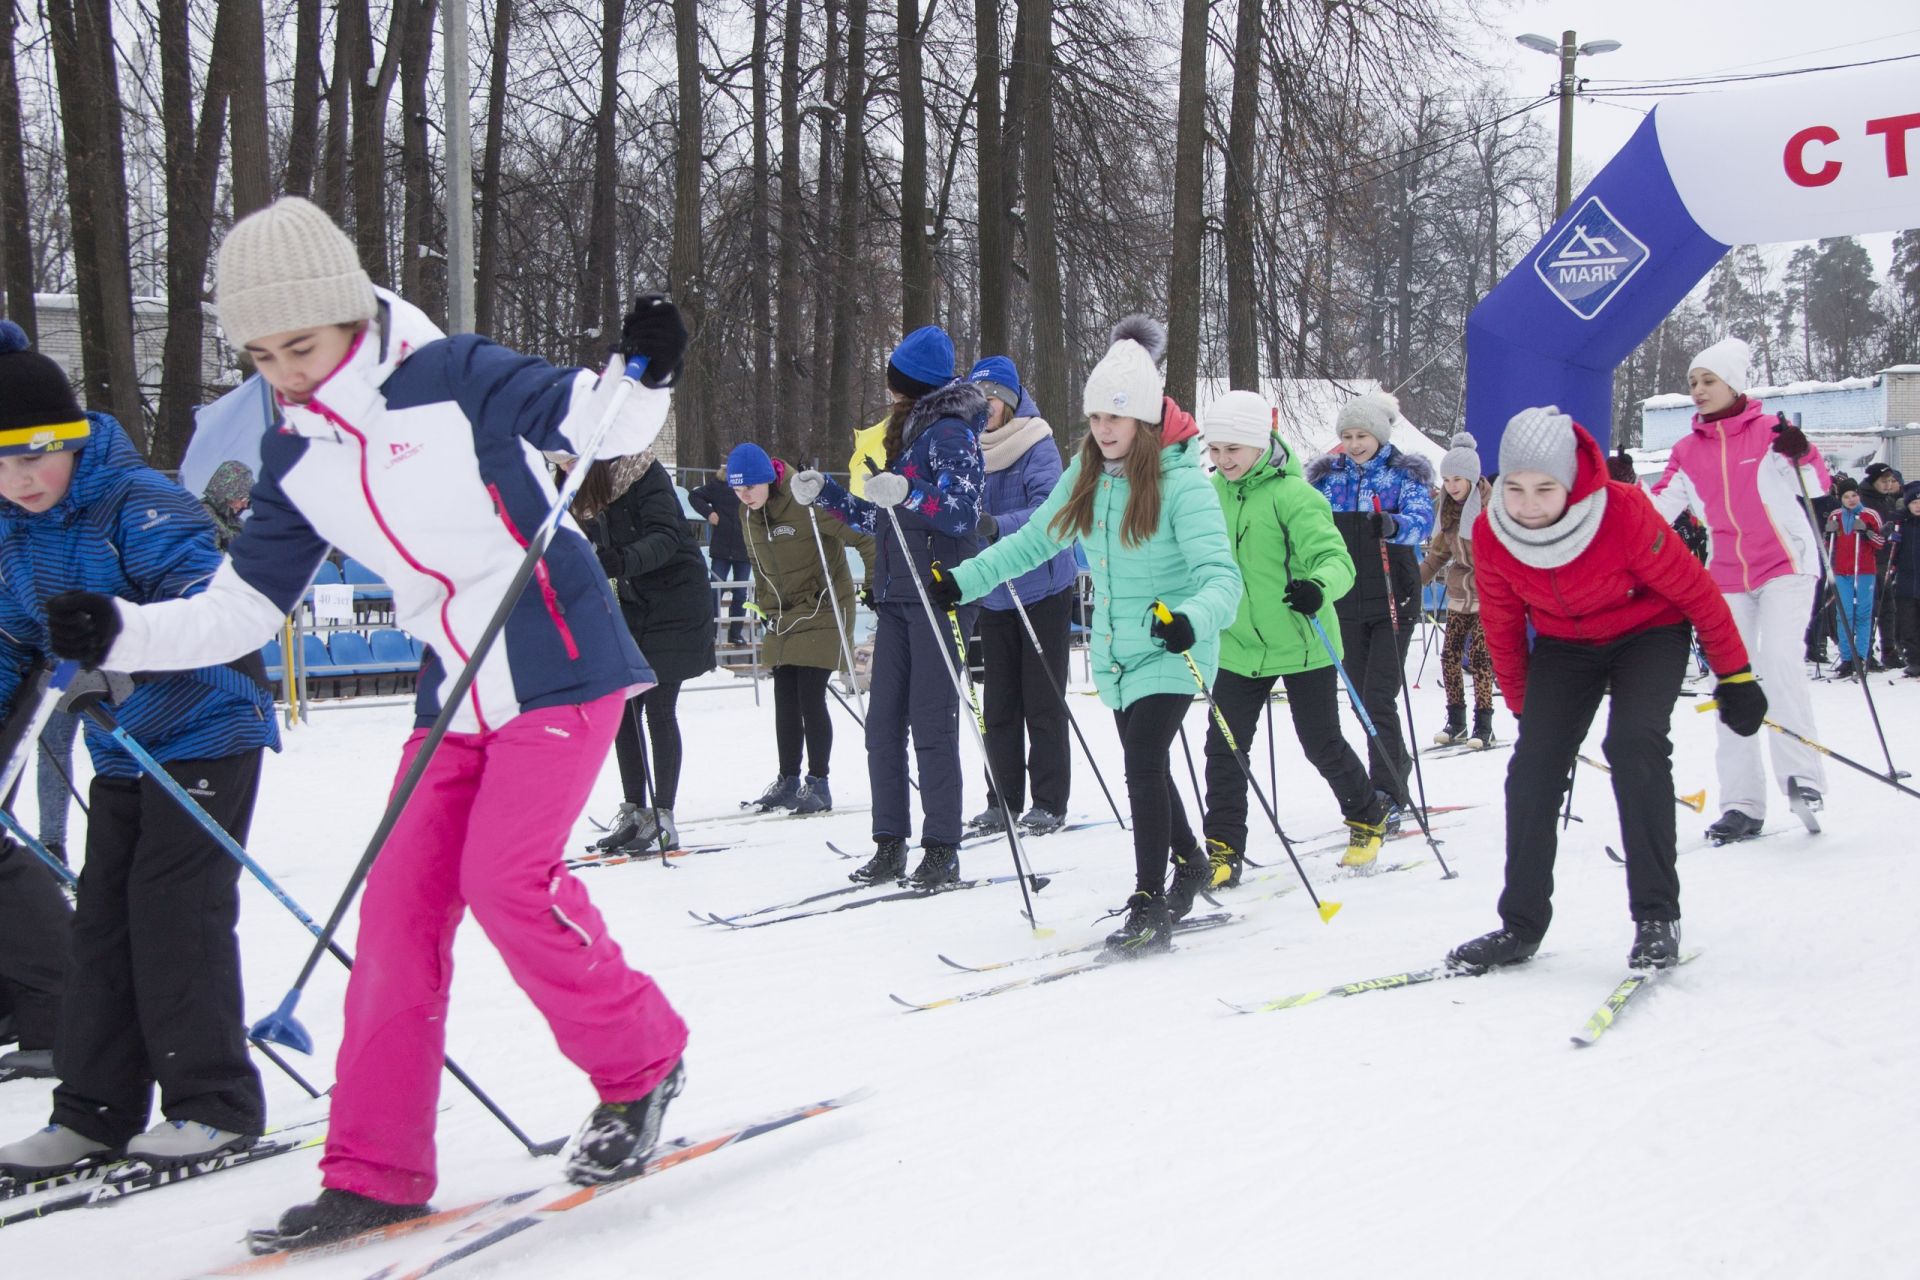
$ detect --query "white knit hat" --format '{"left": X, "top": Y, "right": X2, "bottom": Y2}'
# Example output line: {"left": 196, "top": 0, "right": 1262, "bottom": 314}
{"left": 1500, "top": 406, "right": 1578, "bottom": 491}
{"left": 1082, "top": 316, "right": 1166, "bottom": 425}
{"left": 1689, "top": 337, "right": 1751, "bottom": 395}
{"left": 216, "top": 196, "right": 377, "bottom": 348}
{"left": 1202, "top": 390, "right": 1274, "bottom": 450}
{"left": 1439, "top": 431, "right": 1481, "bottom": 482}
{"left": 1335, "top": 390, "right": 1398, "bottom": 449}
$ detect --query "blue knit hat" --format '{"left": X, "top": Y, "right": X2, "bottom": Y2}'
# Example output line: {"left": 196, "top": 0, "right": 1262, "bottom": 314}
{"left": 967, "top": 355, "right": 1022, "bottom": 413}
{"left": 726, "top": 442, "right": 776, "bottom": 487}
{"left": 887, "top": 326, "right": 955, "bottom": 398}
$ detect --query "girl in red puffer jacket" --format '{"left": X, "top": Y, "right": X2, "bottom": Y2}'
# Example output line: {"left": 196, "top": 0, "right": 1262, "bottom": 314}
{"left": 1446, "top": 408, "right": 1766, "bottom": 977}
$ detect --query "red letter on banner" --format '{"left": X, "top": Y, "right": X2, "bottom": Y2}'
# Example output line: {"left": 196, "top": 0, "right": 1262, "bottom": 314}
{"left": 1866, "top": 113, "right": 1920, "bottom": 179}
{"left": 1785, "top": 125, "right": 1843, "bottom": 187}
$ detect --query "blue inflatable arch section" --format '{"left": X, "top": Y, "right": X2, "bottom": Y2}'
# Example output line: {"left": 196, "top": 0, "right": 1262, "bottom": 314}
{"left": 1466, "top": 61, "right": 1920, "bottom": 464}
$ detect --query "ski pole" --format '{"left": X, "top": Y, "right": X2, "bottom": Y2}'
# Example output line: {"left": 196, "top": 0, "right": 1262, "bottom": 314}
{"left": 251, "top": 353, "right": 650, "bottom": 1056}
{"left": 1574, "top": 752, "right": 1706, "bottom": 812}
{"left": 72, "top": 697, "right": 565, "bottom": 1154}
{"left": 1369, "top": 497, "right": 1456, "bottom": 878}
{"left": 1562, "top": 755, "right": 1578, "bottom": 831}
{"left": 0, "top": 798, "right": 326, "bottom": 1102}
{"left": 879, "top": 507, "right": 1049, "bottom": 935}
{"left": 1151, "top": 602, "right": 1338, "bottom": 922}
{"left": 1793, "top": 464, "right": 1902, "bottom": 779}
{"left": 807, "top": 509, "right": 869, "bottom": 723}
{"left": 1695, "top": 702, "right": 1920, "bottom": 802}
{"left": 0, "top": 661, "right": 80, "bottom": 811}
{"left": 1307, "top": 613, "right": 1457, "bottom": 878}
{"left": 1004, "top": 582, "right": 1127, "bottom": 830}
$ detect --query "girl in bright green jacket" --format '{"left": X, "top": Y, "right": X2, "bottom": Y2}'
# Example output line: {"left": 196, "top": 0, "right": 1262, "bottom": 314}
{"left": 1198, "top": 391, "right": 1386, "bottom": 889}
{"left": 932, "top": 317, "right": 1243, "bottom": 957}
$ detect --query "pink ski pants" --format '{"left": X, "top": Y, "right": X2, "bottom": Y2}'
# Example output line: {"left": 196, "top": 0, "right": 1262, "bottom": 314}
{"left": 319, "top": 692, "right": 687, "bottom": 1203}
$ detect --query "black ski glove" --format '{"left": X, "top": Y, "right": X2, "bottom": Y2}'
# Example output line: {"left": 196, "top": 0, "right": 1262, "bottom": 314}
{"left": 976, "top": 511, "right": 1000, "bottom": 542}
{"left": 1282, "top": 579, "right": 1324, "bottom": 615}
{"left": 596, "top": 543, "right": 623, "bottom": 578}
{"left": 1368, "top": 511, "right": 1399, "bottom": 540}
{"left": 1714, "top": 667, "right": 1767, "bottom": 737}
{"left": 1771, "top": 419, "right": 1811, "bottom": 461}
{"left": 617, "top": 293, "right": 688, "bottom": 388}
{"left": 47, "top": 591, "right": 121, "bottom": 669}
{"left": 1150, "top": 608, "right": 1196, "bottom": 654}
{"left": 928, "top": 561, "right": 964, "bottom": 611}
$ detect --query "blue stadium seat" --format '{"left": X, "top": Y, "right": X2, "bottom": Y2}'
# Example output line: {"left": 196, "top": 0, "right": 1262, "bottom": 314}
{"left": 342, "top": 557, "right": 394, "bottom": 600}
{"left": 261, "top": 638, "right": 284, "bottom": 681}
{"left": 311, "top": 560, "right": 343, "bottom": 586}
{"left": 327, "top": 631, "right": 377, "bottom": 672}
{"left": 301, "top": 633, "right": 336, "bottom": 674}
{"left": 369, "top": 629, "right": 417, "bottom": 671}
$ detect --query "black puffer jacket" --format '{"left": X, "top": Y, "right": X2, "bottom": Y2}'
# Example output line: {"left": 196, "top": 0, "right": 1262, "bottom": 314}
{"left": 688, "top": 475, "right": 748, "bottom": 562}
{"left": 586, "top": 462, "right": 716, "bottom": 684}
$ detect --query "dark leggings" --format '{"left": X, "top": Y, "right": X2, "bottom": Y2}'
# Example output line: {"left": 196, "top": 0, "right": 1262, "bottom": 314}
{"left": 774, "top": 665, "right": 834, "bottom": 778}
{"left": 1113, "top": 692, "right": 1198, "bottom": 896}
{"left": 613, "top": 678, "right": 684, "bottom": 808}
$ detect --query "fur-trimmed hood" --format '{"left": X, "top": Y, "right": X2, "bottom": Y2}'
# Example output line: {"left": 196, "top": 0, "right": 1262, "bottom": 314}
{"left": 900, "top": 380, "right": 988, "bottom": 456}
{"left": 1304, "top": 442, "right": 1434, "bottom": 490}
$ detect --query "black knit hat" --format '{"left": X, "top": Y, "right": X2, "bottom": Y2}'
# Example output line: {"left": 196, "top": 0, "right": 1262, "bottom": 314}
{"left": 0, "top": 320, "right": 89, "bottom": 455}
{"left": 1834, "top": 475, "right": 1858, "bottom": 496}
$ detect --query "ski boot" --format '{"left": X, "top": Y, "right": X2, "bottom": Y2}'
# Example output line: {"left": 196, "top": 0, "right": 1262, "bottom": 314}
{"left": 1445, "top": 927, "right": 1540, "bottom": 975}
{"left": 1628, "top": 919, "right": 1682, "bottom": 970}
{"left": 248, "top": 1189, "right": 432, "bottom": 1255}
{"left": 1705, "top": 810, "right": 1765, "bottom": 845}
{"left": 565, "top": 1059, "right": 687, "bottom": 1186}
{"left": 593, "top": 802, "right": 645, "bottom": 851}
{"left": 1375, "top": 790, "right": 1404, "bottom": 836}
{"left": 1831, "top": 659, "right": 1856, "bottom": 680}
{"left": 1165, "top": 844, "right": 1213, "bottom": 921}
{"left": 1905, "top": 664, "right": 1920, "bottom": 679}
{"left": 744, "top": 775, "right": 803, "bottom": 812}
{"left": 1103, "top": 891, "right": 1172, "bottom": 959}
{"left": 848, "top": 837, "right": 908, "bottom": 885}
{"left": 627, "top": 808, "right": 678, "bottom": 852}
{"left": 905, "top": 843, "right": 961, "bottom": 891}
{"left": 0, "top": 1125, "right": 120, "bottom": 1181}
{"left": 1204, "top": 837, "right": 1242, "bottom": 889}
{"left": 1467, "top": 707, "right": 1497, "bottom": 750}
{"left": 0, "top": 1012, "right": 15, "bottom": 1049}
{"left": 124, "top": 1120, "right": 256, "bottom": 1169}
{"left": 1787, "top": 778, "right": 1822, "bottom": 835}
{"left": 1018, "top": 806, "right": 1066, "bottom": 836}
{"left": 0, "top": 1048, "right": 54, "bottom": 1082}
{"left": 964, "top": 806, "right": 1008, "bottom": 836}
{"left": 791, "top": 776, "right": 833, "bottom": 815}
{"left": 1433, "top": 703, "right": 1468, "bottom": 746}
{"left": 1339, "top": 808, "right": 1387, "bottom": 873}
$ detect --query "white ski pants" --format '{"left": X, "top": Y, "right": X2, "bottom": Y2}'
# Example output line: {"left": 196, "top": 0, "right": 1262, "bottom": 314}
{"left": 1717, "top": 573, "right": 1825, "bottom": 817}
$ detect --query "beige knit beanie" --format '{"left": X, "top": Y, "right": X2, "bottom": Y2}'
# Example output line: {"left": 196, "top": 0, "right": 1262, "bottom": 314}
{"left": 1082, "top": 315, "right": 1166, "bottom": 425}
{"left": 216, "top": 197, "right": 377, "bottom": 348}
{"left": 1335, "top": 389, "right": 1399, "bottom": 449}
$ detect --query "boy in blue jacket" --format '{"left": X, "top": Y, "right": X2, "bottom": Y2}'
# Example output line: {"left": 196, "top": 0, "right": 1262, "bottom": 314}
{"left": 0, "top": 321, "right": 279, "bottom": 1181}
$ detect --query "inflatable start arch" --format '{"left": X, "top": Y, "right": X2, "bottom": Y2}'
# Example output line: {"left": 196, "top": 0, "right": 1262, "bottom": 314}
{"left": 1465, "top": 60, "right": 1920, "bottom": 462}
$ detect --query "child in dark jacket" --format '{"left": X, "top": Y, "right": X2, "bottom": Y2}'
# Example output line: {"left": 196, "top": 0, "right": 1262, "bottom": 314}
{"left": 1892, "top": 481, "right": 1920, "bottom": 677}
{"left": 0, "top": 321, "right": 279, "bottom": 1181}
{"left": 1447, "top": 408, "right": 1765, "bottom": 975}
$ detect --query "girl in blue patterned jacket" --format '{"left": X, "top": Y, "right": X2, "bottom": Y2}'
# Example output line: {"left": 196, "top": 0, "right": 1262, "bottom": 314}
{"left": 1307, "top": 390, "right": 1436, "bottom": 822}
{"left": 0, "top": 320, "right": 279, "bottom": 1183}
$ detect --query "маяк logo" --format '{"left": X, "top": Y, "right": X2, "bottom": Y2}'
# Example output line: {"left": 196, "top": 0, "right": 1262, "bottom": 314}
{"left": 1533, "top": 196, "right": 1649, "bottom": 320}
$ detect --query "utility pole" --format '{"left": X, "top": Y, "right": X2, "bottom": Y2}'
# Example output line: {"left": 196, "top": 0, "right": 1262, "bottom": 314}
{"left": 443, "top": 0, "right": 475, "bottom": 333}
{"left": 1517, "top": 29, "right": 1620, "bottom": 219}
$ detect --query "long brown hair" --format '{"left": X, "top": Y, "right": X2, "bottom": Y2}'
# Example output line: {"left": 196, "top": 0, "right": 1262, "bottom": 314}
{"left": 1048, "top": 421, "right": 1166, "bottom": 548}
{"left": 568, "top": 460, "right": 616, "bottom": 521}
{"left": 880, "top": 395, "right": 915, "bottom": 467}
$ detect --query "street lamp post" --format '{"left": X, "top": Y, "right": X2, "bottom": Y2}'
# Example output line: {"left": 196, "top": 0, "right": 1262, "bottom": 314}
{"left": 1518, "top": 30, "right": 1621, "bottom": 218}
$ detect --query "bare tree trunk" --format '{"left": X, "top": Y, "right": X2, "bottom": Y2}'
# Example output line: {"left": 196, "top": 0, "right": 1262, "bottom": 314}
{"left": 749, "top": 0, "right": 772, "bottom": 437}
{"left": 317, "top": 0, "right": 351, "bottom": 216}
{"left": 773, "top": 0, "right": 805, "bottom": 454}
{"left": 808, "top": 0, "right": 840, "bottom": 440}
{"left": 579, "top": 0, "right": 622, "bottom": 358}
{"left": 156, "top": 0, "right": 233, "bottom": 466}
{"left": 47, "top": 0, "right": 142, "bottom": 440}
{"left": 1221, "top": 0, "right": 1258, "bottom": 389}
{"left": 1016, "top": 0, "right": 1065, "bottom": 432}
{"left": 283, "top": 0, "right": 322, "bottom": 197}
{"left": 896, "top": 0, "right": 930, "bottom": 330}
{"left": 399, "top": 0, "right": 442, "bottom": 321}
{"left": 226, "top": 0, "right": 272, "bottom": 216}
{"left": 825, "top": 0, "right": 867, "bottom": 448}
{"left": 474, "top": 0, "right": 512, "bottom": 335}
{"left": 974, "top": 0, "right": 1007, "bottom": 354}
{"left": 1162, "top": 0, "right": 1208, "bottom": 408}
{"left": 0, "top": 0, "right": 36, "bottom": 340}
{"left": 670, "top": 0, "right": 708, "bottom": 461}
{"left": 347, "top": 0, "right": 406, "bottom": 286}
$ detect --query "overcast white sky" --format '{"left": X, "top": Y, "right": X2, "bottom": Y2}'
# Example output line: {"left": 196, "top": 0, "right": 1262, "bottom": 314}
{"left": 1465, "top": 0, "right": 1918, "bottom": 273}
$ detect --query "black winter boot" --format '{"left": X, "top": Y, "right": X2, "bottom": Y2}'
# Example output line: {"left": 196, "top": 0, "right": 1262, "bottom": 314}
{"left": 1433, "top": 704, "right": 1468, "bottom": 746}
{"left": 906, "top": 843, "right": 961, "bottom": 890}
{"left": 246, "top": 1189, "right": 431, "bottom": 1256}
{"left": 965, "top": 807, "right": 1008, "bottom": 836}
{"left": 1705, "top": 810, "right": 1765, "bottom": 845}
{"left": 1103, "top": 892, "right": 1173, "bottom": 959}
{"left": 849, "top": 837, "right": 909, "bottom": 884}
{"left": 791, "top": 776, "right": 833, "bottom": 815}
{"left": 1628, "top": 919, "right": 1682, "bottom": 970}
{"left": 1165, "top": 844, "right": 1213, "bottom": 921}
{"left": 1468, "top": 707, "right": 1496, "bottom": 749}
{"left": 745, "top": 775, "right": 803, "bottom": 811}
{"left": 1446, "top": 927, "right": 1539, "bottom": 974}
{"left": 565, "top": 1059, "right": 687, "bottom": 1185}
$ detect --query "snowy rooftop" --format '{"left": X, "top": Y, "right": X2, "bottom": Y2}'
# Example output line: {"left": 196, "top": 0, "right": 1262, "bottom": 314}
{"left": 1194, "top": 377, "right": 1447, "bottom": 466}
{"left": 1641, "top": 373, "right": 1887, "bottom": 410}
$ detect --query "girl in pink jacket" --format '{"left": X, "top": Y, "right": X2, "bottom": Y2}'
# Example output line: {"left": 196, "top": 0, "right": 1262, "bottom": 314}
{"left": 1650, "top": 337, "right": 1829, "bottom": 843}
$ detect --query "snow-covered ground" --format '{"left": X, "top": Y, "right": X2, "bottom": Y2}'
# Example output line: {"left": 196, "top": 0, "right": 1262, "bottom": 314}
{"left": 7, "top": 640, "right": 1918, "bottom": 1278}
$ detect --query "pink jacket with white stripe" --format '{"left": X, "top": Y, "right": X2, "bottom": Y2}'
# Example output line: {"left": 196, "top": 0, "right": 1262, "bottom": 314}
{"left": 1650, "top": 398, "right": 1830, "bottom": 595}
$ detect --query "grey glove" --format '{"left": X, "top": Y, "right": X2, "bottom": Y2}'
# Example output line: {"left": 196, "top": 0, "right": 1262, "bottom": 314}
{"left": 791, "top": 470, "right": 825, "bottom": 506}
{"left": 865, "top": 472, "right": 911, "bottom": 508}
{"left": 58, "top": 668, "right": 136, "bottom": 713}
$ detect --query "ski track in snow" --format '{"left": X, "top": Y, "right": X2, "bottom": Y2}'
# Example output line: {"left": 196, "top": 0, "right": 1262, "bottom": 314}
{"left": 5, "top": 656, "right": 1917, "bottom": 1278}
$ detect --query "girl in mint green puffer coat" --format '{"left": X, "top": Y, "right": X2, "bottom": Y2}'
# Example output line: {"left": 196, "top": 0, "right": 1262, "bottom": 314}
{"left": 943, "top": 318, "right": 1241, "bottom": 957}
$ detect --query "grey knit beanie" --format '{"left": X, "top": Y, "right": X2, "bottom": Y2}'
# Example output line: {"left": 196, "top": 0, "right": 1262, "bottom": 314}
{"left": 1439, "top": 431, "right": 1481, "bottom": 482}
{"left": 1335, "top": 390, "right": 1398, "bottom": 449}
{"left": 216, "top": 196, "right": 377, "bottom": 348}
{"left": 1499, "top": 407, "right": 1578, "bottom": 490}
